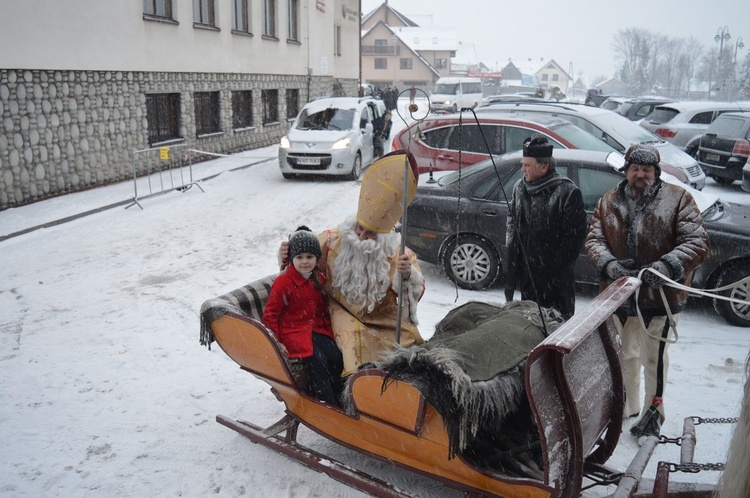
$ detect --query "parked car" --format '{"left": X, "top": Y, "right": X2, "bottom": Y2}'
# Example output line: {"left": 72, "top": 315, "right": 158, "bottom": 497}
{"left": 429, "top": 77, "right": 483, "bottom": 113}
{"left": 697, "top": 111, "right": 750, "bottom": 184}
{"left": 479, "top": 94, "right": 548, "bottom": 106}
{"left": 615, "top": 97, "right": 673, "bottom": 122}
{"left": 599, "top": 96, "right": 628, "bottom": 112}
{"left": 404, "top": 148, "right": 750, "bottom": 326}
{"left": 391, "top": 112, "right": 616, "bottom": 174}
{"left": 743, "top": 155, "right": 750, "bottom": 192}
{"left": 640, "top": 101, "right": 750, "bottom": 157}
{"left": 278, "top": 97, "right": 386, "bottom": 180}
{"left": 476, "top": 102, "right": 707, "bottom": 189}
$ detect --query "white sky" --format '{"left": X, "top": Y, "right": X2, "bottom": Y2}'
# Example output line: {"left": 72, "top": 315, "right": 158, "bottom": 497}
{"left": 362, "top": 0, "right": 750, "bottom": 83}
{"left": 1, "top": 101, "right": 749, "bottom": 495}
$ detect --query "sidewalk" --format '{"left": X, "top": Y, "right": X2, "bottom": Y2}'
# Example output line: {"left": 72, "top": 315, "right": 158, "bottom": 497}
{"left": 0, "top": 146, "right": 278, "bottom": 242}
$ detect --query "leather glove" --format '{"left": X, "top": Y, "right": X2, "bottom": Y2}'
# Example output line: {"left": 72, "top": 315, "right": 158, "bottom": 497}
{"left": 641, "top": 261, "right": 671, "bottom": 289}
{"left": 505, "top": 287, "right": 515, "bottom": 303}
{"left": 605, "top": 259, "right": 637, "bottom": 280}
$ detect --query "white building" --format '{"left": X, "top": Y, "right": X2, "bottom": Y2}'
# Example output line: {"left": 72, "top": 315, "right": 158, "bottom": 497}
{"left": 0, "top": 0, "right": 360, "bottom": 208}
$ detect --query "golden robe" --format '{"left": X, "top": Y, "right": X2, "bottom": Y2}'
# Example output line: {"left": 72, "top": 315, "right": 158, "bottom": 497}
{"left": 317, "top": 229, "right": 425, "bottom": 375}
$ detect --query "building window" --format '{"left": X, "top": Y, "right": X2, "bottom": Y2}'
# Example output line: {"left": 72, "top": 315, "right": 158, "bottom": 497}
{"left": 286, "top": 89, "right": 299, "bottom": 120}
{"left": 146, "top": 93, "right": 181, "bottom": 145}
{"left": 552, "top": 74, "right": 559, "bottom": 82}
{"left": 287, "top": 0, "right": 299, "bottom": 41}
{"left": 232, "top": 90, "right": 253, "bottom": 129}
{"left": 541, "top": 74, "right": 549, "bottom": 81}
{"left": 375, "top": 58, "right": 387, "bottom": 70}
{"left": 374, "top": 39, "right": 387, "bottom": 46}
{"left": 400, "top": 58, "right": 413, "bottom": 70}
{"left": 193, "top": 0, "right": 215, "bottom": 26}
{"left": 262, "top": 89, "right": 278, "bottom": 124}
{"left": 263, "top": 0, "right": 276, "bottom": 37}
{"left": 233, "top": 0, "right": 250, "bottom": 33}
{"left": 435, "top": 58, "right": 447, "bottom": 69}
{"left": 335, "top": 26, "right": 342, "bottom": 56}
{"left": 194, "top": 91, "right": 221, "bottom": 136}
{"left": 143, "top": 0, "right": 173, "bottom": 19}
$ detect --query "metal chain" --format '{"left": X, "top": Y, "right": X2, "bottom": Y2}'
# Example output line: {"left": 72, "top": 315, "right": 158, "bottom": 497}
{"left": 664, "top": 462, "right": 726, "bottom": 473}
{"left": 657, "top": 435, "right": 683, "bottom": 445}
{"left": 691, "top": 416, "right": 739, "bottom": 425}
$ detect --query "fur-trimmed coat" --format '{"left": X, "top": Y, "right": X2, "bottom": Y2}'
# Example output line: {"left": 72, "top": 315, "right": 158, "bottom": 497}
{"left": 505, "top": 172, "right": 588, "bottom": 319}
{"left": 585, "top": 179, "right": 709, "bottom": 316}
{"left": 317, "top": 229, "right": 426, "bottom": 375}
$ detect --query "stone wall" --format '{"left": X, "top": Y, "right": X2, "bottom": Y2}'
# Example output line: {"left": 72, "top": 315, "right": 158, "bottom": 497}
{"left": 0, "top": 69, "right": 358, "bottom": 209}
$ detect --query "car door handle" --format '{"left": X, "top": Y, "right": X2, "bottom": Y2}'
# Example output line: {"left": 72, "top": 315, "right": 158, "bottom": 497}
{"left": 436, "top": 155, "right": 455, "bottom": 161}
{"left": 480, "top": 208, "right": 498, "bottom": 216}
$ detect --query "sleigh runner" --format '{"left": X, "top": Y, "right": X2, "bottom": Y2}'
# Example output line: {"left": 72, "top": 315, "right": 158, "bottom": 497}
{"left": 200, "top": 276, "right": 663, "bottom": 497}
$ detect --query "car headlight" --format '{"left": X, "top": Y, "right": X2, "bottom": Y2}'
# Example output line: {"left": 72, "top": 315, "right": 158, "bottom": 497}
{"left": 331, "top": 138, "right": 351, "bottom": 150}
{"left": 280, "top": 136, "right": 290, "bottom": 148}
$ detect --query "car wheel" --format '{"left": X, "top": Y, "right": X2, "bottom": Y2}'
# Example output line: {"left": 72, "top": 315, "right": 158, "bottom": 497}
{"left": 282, "top": 173, "right": 295, "bottom": 180}
{"left": 712, "top": 176, "right": 735, "bottom": 185}
{"left": 685, "top": 142, "right": 699, "bottom": 158}
{"left": 713, "top": 262, "right": 750, "bottom": 327}
{"left": 348, "top": 153, "right": 362, "bottom": 181}
{"left": 442, "top": 235, "right": 501, "bottom": 290}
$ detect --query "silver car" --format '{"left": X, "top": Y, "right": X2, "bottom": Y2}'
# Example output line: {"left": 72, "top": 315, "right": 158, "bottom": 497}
{"left": 640, "top": 101, "right": 750, "bottom": 157}
{"left": 477, "top": 102, "right": 707, "bottom": 190}
{"left": 278, "top": 97, "right": 386, "bottom": 180}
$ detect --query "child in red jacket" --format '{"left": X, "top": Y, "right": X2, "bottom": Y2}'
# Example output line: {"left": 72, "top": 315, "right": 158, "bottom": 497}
{"left": 262, "top": 226, "right": 343, "bottom": 406}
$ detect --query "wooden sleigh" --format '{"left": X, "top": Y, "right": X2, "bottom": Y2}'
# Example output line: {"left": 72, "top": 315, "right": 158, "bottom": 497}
{"left": 200, "top": 276, "right": 668, "bottom": 497}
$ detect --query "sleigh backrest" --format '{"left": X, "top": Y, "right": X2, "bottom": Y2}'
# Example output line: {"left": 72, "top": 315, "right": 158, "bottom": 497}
{"left": 526, "top": 277, "right": 638, "bottom": 498}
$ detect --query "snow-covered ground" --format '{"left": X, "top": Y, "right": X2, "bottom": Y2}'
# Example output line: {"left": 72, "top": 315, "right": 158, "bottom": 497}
{"left": 1, "top": 98, "right": 749, "bottom": 497}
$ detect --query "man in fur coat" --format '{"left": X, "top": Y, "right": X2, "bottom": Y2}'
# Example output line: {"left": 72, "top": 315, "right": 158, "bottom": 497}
{"left": 280, "top": 152, "right": 425, "bottom": 375}
{"left": 585, "top": 143, "right": 709, "bottom": 442}
{"left": 504, "top": 135, "right": 588, "bottom": 320}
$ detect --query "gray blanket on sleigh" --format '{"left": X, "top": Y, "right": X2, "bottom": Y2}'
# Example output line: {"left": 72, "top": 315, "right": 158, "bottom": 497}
{"left": 374, "top": 300, "right": 564, "bottom": 459}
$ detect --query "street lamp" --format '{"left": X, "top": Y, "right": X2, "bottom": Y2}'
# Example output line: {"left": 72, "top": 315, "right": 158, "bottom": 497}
{"left": 714, "top": 26, "right": 731, "bottom": 99}
{"left": 734, "top": 36, "right": 745, "bottom": 65}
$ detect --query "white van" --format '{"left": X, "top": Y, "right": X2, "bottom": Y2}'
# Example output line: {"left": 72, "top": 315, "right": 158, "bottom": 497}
{"left": 429, "top": 77, "right": 483, "bottom": 113}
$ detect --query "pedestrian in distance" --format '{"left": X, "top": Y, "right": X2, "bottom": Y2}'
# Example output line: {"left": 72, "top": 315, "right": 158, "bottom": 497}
{"left": 263, "top": 226, "right": 344, "bottom": 407}
{"left": 504, "top": 134, "right": 588, "bottom": 320}
{"left": 585, "top": 143, "right": 709, "bottom": 443}
{"left": 372, "top": 110, "right": 393, "bottom": 158}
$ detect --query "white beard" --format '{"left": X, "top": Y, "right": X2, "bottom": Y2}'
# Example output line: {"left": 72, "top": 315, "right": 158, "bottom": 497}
{"left": 333, "top": 218, "right": 400, "bottom": 314}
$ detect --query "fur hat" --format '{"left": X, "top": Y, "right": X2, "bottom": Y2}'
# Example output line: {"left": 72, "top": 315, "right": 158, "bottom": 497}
{"left": 622, "top": 143, "right": 661, "bottom": 177}
{"left": 288, "top": 226, "right": 321, "bottom": 260}
{"left": 522, "top": 134, "right": 553, "bottom": 158}
{"left": 357, "top": 151, "right": 419, "bottom": 233}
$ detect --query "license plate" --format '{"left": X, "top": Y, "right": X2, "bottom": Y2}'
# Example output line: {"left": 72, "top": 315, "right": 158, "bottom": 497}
{"left": 297, "top": 157, "right": 320, "bottom": 166}
{"left": 705, "top": 153, "right": 720, "bottom": 162}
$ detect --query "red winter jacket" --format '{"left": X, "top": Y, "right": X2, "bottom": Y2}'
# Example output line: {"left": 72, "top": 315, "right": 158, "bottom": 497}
{"left": 262, "top": 265, "right": 334, "bottom": 358}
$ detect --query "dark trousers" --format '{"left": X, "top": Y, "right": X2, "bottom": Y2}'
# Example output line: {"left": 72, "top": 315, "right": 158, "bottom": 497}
{"left": 307, "top": 333, "right": 344, "bottom": 406}
{"left": 373, "top": 136, "right": 384, "bottom": 158}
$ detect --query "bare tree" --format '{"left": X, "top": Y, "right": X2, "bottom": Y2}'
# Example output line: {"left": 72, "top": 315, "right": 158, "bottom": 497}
{"left": 658, "top": 37, "right": 685, "bottom": 97}
{"left": 612, "top": 28, "right": 653, "bottom": 94}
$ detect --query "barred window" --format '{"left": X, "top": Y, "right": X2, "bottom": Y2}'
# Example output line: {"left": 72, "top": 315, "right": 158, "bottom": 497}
{"left": 286, "top": 89, "right": 299, "bottom": 120}
{"left": 193, "top": 0, "right": 215, "bottom": 26}
{"left": 143, "top": 0, "right": 173, "bottom": 19}
{"left": 195, "top": 91, "right": 221, "bottom": 136}
{"left": 232, "top": 0, "right": 250, "bottom": 32}
{"left": 232, "top": 91, "right": 253, "bottom": 129}
{"left": 263, "top": 0, "right": 276, "bottom": 37}
{"left": 146, "top": 93, "right": 181, "bottom": 145}
{"left": 262, "top": 89, "right": 279, "bottom": 124}
{"left": 287, "top": 0, "right": 299, "bottom": 41}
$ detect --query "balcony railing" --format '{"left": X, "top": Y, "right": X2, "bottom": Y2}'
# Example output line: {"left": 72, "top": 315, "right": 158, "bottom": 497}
{"left": 362, "top": 45, "right": 400, "bottom": 56}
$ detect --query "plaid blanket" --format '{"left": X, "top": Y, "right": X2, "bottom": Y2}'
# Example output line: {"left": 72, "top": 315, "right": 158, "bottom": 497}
{"left": 199, "top": 274, "right": 279, "bottom": 350}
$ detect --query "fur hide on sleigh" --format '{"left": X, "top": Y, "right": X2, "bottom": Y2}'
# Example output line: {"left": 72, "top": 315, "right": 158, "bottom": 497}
{"left": 348, "top": 300, "right": 564, "bottom": 467}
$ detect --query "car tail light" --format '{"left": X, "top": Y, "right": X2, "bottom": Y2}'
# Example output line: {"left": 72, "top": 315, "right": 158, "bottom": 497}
{"left": 732, "top": 139, "right": 750, "bottom": 157}
{"left": 654, "top": 128, "right": 676, "bottom": 138}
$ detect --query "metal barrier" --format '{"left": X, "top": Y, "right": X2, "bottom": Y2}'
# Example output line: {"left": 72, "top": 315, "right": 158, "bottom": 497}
{"left": 126, "top": 144, "right": 204, "bottom": 210}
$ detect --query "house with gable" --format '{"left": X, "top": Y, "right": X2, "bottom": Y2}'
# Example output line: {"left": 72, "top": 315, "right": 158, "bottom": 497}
{"left": 361, "top": 2, "right": 457, "bottom": 91}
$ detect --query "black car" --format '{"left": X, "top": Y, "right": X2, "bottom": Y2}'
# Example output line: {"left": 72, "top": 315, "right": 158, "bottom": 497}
{"left": 697, "top": 111, "right": 750, "bottom": 184}
{"left": 405, "top": 149, "right": 750, "bottom": 326}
